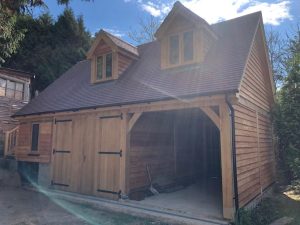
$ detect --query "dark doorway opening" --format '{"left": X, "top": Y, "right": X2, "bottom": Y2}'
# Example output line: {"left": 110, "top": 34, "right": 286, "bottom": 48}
{"left": 128, "top": 108, "right": 223, "bottom": 219}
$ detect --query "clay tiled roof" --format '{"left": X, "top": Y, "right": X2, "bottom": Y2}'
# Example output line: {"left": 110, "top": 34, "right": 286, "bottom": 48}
{"left": 15, "top": 11, "right": 261, "bottom": 117}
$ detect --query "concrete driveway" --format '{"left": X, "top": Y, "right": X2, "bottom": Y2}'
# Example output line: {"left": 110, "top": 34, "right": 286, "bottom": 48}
{"left": 0, "top": 187, "right": 166, "bottom": 225}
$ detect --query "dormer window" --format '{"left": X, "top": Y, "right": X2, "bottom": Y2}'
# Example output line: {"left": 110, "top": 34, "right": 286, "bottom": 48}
{"left": 168, "top": 31, "right": 194, "bottom": 66}
{"left": 155, "top": 3, "right": 217, "bottom": 70}
{"left": 87, "top": 30, "right": 138, "bottom": 84}
{"left": 96, "top": 52, "right": 113, "bottom": 81}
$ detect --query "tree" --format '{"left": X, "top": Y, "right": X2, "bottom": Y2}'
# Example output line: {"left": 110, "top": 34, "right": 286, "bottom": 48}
{"left": 4, "top": 9, "right": 91, "bottom": 92}
{"left": 274, "top": 26, "right": 300, "bottom": 181}
{"left": 0, "top": 0, "right": 88, "bottom": 65}
{"left": 266, "top": 29, "right": 287, "bottom": 89}
{"left": 128, "top": 15, "right": 161, "bottom": 44}
{"left": 0, "top": 1, "right": 45, "bottom": 65}
{"left": 0, "top": 12, "right": 25, "bottom": 64}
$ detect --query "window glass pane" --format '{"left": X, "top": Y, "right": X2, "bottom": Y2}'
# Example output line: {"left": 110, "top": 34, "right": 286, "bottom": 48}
{"left": 16, "top": 82, "right": 24, "bottom": 91}
{"left": 0, "top": 78, "right": 6, "bottom": 96}
{"left": 6, "top": 80, "right": 15, "bottom": 98}
{"left": 15, "top": 91, "right": 23, "bottom": 100}
{"left": 106, "top": 53, "right": 112, "bottom": 78}
{"left": 0, "top": 78, "right": 6, "bottom": 87}
{"left": 0, "top": 87, "right": 5, "bottom": 96}
{"left": 184, "top": 31, "right": 194, "bottom": 61}
{"left": 31, "top": 124, "right": 39, "bottom": 151}
{"left": 169, "top": 35, "right": 179, "bottom": 65}
{"left": 96, "top": 56, "right": 103, "bottom": 80}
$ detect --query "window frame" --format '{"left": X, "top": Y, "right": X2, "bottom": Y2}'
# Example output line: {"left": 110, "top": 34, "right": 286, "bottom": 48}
{"left": 0, "top": 78, "right": 7, "bottom": 97}
{"left": 31, "top": 123, "right": 40, "bottom": 152}
{"left": 95, "top": 52, "right": 114, "bottom": 82}
{"left": 167, "top": 30, "right": 195, "bottom": 67}
{"left": 0, "top": 78, "right": 25, "bottom": 100}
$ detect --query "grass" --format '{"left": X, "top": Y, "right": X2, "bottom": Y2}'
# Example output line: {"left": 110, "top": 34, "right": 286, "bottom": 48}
{"left": 237, "top": 184, "right": 300, "bottom": 225}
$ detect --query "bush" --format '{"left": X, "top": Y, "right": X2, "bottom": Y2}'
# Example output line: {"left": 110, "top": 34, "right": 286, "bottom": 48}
{"left": 237, "top": 198, "right": 281, "bottom": 225}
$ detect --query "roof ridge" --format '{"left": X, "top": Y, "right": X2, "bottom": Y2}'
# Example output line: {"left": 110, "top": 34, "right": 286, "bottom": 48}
{"left": 102, "top": 29, "right": 137, "bottom": 49}
{"left": 212, "top": 11, "right": 261, "bottom": 26}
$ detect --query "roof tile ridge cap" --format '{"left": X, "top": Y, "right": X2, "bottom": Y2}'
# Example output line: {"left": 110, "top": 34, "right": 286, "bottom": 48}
{"left": 137, "top": 40, "right": 157, "bottom": 48}
{"left": 174, "top": 1, "right": 212, "bottom": 28}
{"left": 102, "top": 29, "right": 137, "bottom": 49}
{"left": 211, "top": 11, "right": 261, "bottom": 26}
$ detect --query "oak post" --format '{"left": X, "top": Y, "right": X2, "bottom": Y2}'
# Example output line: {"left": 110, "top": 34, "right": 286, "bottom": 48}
{"left": 220, "top": 103, "right": 234, "bottom": 219}
{"left": 120, "top": 112, "right": 130, "bottom": 197}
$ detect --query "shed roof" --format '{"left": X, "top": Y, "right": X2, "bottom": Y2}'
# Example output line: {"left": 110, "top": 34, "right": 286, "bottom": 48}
{"left": 14, "top": 11, "right": 261, "bottom": 117}
{"left": 0, "top": 67, "right": 34, "bottom": 79}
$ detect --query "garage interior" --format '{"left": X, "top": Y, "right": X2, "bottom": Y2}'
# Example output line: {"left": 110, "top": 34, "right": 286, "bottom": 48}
{"left": 128, "top": 108, "right": 223, "bottom": 219}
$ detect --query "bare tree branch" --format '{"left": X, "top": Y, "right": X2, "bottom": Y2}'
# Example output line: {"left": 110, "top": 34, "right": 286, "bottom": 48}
{"left": 266, "top": 28, "right": 288, "bottom": 89}
{"left": 128, "top": 15, "right": 161, "bottom": 44}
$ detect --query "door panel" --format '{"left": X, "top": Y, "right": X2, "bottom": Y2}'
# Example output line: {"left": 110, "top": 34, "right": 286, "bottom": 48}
{"left": 79, "top": 115, "right": 96, "bottom": 195}
{"left": 52, "top": 120, "right": 72, "bottom": 191}
{"left": 95, "top": 116, "right": 122, "bottom": 199}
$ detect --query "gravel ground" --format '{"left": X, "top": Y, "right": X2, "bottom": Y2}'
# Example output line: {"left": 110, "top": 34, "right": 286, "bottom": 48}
{"left": 0, "top": 187, "right": 167, "bottom": 225}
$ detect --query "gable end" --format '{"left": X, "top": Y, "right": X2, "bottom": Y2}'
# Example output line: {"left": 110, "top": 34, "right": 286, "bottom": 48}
{"left": 238, "top": 19, "right": 275, "bottom": 111}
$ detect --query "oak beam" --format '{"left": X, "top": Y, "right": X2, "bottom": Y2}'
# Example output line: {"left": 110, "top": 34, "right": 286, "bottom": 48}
{"left": 16, "top": 95, "right": 230, "bottom": 121}
{"left": 128, "top": 112, "right": 142, "bottom": 133}
{"left": 220, "top": 103, "right": 234, "bottom": 219}
{"left": 199, "top": 106, "right": 220, "bottom": 130}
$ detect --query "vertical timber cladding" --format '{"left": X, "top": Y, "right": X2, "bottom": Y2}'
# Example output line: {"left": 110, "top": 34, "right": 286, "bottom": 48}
{"left": 95, "top": 113, "right": 122, "bottom": 199}
{"left": 52, "top": 115, "right": 97, "bottom": 194}
{"left": 52, "top": 118, "right": 72, "bottom": 190}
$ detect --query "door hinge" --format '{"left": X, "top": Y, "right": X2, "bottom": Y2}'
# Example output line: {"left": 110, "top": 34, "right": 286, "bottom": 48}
{"left": 97, "top": 189, "right": 122, "bottom": 198}
{"left": 53, "top": 149, "right": 70, "bottom": 154}
{"left": 98, "top": 149, "right": 122, "bottom": 157}
{"left": 54, "top": 119, "right": 72, "bottom": 124}
{"left": 51, "top": 180, "right": 69, "bottom": 187}
{"left": 99, "top": 114, "right": 123, "bottom": 120}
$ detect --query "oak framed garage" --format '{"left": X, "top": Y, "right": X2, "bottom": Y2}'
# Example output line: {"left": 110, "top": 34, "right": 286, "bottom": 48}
{"left": 12, "top": 2, "right": 275, "bottom": 222}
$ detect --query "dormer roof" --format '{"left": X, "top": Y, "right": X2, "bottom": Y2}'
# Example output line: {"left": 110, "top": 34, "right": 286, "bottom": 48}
{"left": 86, "top": 29, "right": 139, "bottom": 59}
{"left": 155, "top": 1, "right": 217, "bottom": 40}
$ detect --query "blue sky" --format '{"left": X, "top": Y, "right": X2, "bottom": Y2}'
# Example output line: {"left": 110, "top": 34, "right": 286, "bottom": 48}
{"left": 34, "top": 0, "right": 299, "bottom": 44}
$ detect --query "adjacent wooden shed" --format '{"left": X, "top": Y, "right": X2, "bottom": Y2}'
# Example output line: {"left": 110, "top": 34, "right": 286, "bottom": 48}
{"left": 13, "top": 2, "right": 275, "bottom": 221}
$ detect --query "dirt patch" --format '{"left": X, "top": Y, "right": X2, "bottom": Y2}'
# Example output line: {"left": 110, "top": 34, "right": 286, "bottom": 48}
{"left": 0, "top": 187, "right": 168, "bottom": 225}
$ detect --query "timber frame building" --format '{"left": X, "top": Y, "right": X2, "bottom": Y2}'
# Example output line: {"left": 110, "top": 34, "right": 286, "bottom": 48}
{"left": 13, "top": 2, "right": 275, "bottom": 221}
{"left": 0, "top": 67, "right": 32, "bottom": 156}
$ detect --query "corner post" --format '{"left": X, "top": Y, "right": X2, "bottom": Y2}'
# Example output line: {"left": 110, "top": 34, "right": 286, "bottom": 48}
{"left": 120, "top": 112, "right": 130, "bottom": 198}
{"left": 220, "top": 103, "right": 234, "bottom": 219}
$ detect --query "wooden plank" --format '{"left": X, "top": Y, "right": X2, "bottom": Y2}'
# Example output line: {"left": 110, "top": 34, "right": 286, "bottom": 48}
{"left": 128, "top": 112, "right": 142, "bottom": 133}
{"left": 95, "top": 116, "right": 121, "bottom": 199}
{"left": 16, "top": 95, "right": 229, "bottom": 120}
{"left": 199, "top": 106, "right": 220, "bottom": 130}
{"left": 219, "top": 103, "right": 234, "bottom": 219}
{"left": 120, "top": 112, "right": 130, "bottom": 196}
{"left": 52, "top": 120, "right": 72, "bottom": 191}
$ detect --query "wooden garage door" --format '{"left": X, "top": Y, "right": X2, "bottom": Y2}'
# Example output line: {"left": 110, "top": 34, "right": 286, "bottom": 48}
{"left": 52, "top": 119, "right": 72, "bottom": 190}
{"left": 95, "top": 115, "right": 122, "bottom": 199}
